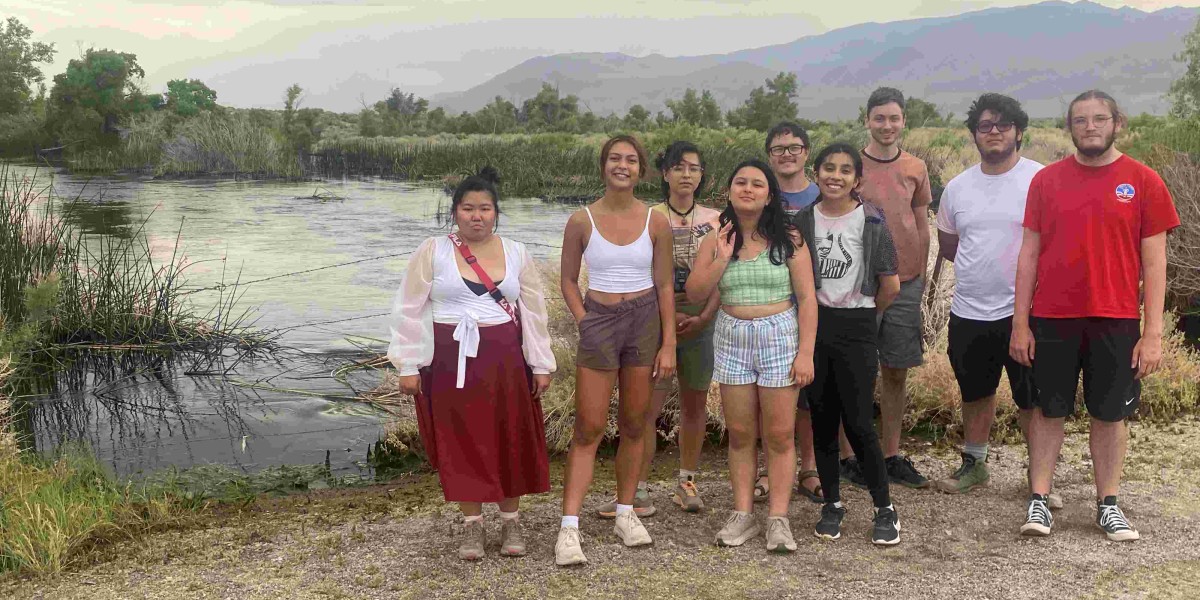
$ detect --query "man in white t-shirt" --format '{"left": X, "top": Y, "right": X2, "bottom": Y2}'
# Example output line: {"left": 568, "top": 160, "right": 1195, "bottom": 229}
{"left": 934, "top": 93, "right": 1052, "bottom": 498}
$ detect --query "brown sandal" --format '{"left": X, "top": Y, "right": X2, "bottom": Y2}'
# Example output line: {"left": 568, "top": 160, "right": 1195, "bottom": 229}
{"left": 753, "top": 470, "right": 769, "bottom": 503}
{"left": 797, "top": 469, "right": 823, "bottom": 504}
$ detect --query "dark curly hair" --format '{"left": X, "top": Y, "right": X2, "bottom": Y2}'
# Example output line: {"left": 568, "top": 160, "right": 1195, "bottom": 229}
{"left": 965, "top": 93, "right": 1029, "bottom": 149}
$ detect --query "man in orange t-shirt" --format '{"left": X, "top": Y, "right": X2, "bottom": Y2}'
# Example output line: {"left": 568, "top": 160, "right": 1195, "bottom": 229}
{"left": 1010, "top": 91, "right": 1178, "bottom": 543}
{"left": 838, "top": 87, "right": 934, "bottom": 490}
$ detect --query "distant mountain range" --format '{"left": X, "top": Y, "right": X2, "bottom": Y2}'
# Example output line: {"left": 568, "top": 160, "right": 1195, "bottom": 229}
{"left": 432, "top": 1, "right": 1200, "bottom": 120}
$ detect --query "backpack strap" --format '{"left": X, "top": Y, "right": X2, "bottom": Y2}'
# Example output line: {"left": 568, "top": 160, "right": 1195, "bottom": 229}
{"left": 448, "top": 234, "right": 519, "bottom": 326}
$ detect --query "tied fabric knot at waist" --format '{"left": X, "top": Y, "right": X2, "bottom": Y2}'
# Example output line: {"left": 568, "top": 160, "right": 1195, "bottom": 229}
{"left": 452, "top": 315, "right": 481, "bottom": 389}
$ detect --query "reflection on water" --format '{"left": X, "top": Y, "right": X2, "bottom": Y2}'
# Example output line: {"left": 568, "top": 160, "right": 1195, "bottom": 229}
{"left": 4, "top": 164, "right": 574, "bottom": 478}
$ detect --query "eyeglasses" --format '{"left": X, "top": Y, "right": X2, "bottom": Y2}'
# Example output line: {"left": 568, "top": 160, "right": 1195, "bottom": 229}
{"left": 768, "top": 144, "right": 807, "bottom": 157}
{"left": 669, "top": 164, "right": 704, "bottom": 175}
{"left": 1071, "top": 115, "right": 1114, "bottom": 128}
{"left": 976, "top": 121, "right": 1014, "bottom": 134}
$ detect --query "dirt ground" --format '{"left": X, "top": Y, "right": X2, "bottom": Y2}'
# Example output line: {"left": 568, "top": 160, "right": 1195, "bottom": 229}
{"left": 5, "top": 419, "right": 1200, "bottom": 600}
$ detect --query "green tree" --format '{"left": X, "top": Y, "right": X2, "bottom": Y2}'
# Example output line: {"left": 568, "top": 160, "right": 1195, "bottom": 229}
{"left": 474, "top": 96, "right": 518, "bottom": 134}
{"left": 624, "top": 104, "right": 651, "bottom": 130}
{"left": 49, "top": 49, "right": 149, "bottom": 140}
{"left": 0, "top": 17, "right": 56, "bottom": 115}
{"left": 384, "top": 88, "right": 428, "bottom": 116}
{"left": 163, "top": 79, "right": 217, "bottom": 117}
{"left": 665, "top": 89, "right": 723, "bottom": 128}
{"left": 519, "top": 83, "right": 579, "bottom": 130}
{"left": 726, "top": 72, "right": 798, "bottom": 131}
{"left": 1169, "top": 17, "right": 1200, "bottom": 119}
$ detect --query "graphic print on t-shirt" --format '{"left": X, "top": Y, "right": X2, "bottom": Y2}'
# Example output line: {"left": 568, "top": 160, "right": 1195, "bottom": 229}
{"left": 817, "top": 232, "right": 853, "bottom": 279}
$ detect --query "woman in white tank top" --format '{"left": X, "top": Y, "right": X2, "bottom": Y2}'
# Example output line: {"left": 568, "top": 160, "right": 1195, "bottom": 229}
{"left": 553, "top": 135, "right": 677, "bottom": 566}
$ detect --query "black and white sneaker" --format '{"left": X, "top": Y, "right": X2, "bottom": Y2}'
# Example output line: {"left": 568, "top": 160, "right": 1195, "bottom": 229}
{"left": 814, "top": 503, "right": 846, "bottom": 540}
{"left": 1097, "top": 497, "right": 1140, "bottom": 542}
{"left": 840, "top": 457, "right": 868, "bottom": 489}
{"left": 871, "top": 506, "right": 901, "bottom": 546}
{"left": 886, "top": 455, "right": 929, "bottom": 489}
{"left": 1020, "top": 494, "right": 1053, "bottom": 536}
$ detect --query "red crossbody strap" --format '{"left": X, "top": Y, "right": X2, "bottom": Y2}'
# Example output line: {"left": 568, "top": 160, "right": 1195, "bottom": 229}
{"left": 448, "top": 234, "right": 519, "bottom": 326}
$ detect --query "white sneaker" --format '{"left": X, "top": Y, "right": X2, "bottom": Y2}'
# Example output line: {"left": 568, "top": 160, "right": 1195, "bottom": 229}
{"left": 554, "top": 526, "right": 588, "bottom": 566}
{"left": 613, "top": 510, "right": 653, "bottom": 547}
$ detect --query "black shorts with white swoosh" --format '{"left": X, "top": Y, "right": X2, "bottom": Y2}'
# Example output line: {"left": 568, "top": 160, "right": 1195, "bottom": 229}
{"left": 1030, "top": 317, "right": 1141, "bottom": 422}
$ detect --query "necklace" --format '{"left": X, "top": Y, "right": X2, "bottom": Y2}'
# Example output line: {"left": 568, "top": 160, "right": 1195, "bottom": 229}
{"left": 667, "top": 199, "right": 695, "bottom": 225}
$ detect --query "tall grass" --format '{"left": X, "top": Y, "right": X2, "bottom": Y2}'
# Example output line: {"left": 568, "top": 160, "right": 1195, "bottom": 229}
{"left": 1, "top": 166, "right": 265, "bottom": 364}
{"left": 66, "top": 111, "right": 302, "bottom": 179}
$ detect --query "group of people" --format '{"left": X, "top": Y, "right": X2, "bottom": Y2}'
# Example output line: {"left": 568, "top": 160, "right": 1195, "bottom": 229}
{"left": 387, "top": 87, "right": 1179, "bottom": 565}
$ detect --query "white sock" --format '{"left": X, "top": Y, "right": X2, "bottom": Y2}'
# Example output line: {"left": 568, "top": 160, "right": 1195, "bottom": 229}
{"left": 679, "top": 469, "right": 697, "bottom": 482}
{"left": 636, "top": 481, "right": 649, "bottom": 492}
{"left": 832, "top": 501, "right": 844, "bottom": 509}
{"left": 463, "top": 515, "right": 483, "bottom": 523}
{"left": 561, "top": 515, "right": 579, "bottom": 528}
{"left": 615, "top": 503, "right": 634, "bottom": 516}
{"left": 499, "top": 511, "right": 519, "bottom": 521}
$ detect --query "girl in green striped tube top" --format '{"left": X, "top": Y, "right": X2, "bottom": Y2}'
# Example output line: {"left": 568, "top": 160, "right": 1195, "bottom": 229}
{"left": 684, "top": 159, "right": 818, "bottom": 552}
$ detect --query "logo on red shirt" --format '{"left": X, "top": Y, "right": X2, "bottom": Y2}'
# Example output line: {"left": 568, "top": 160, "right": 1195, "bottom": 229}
{"left": 1115, "top": 183, "right": 1135, "bottom": 203}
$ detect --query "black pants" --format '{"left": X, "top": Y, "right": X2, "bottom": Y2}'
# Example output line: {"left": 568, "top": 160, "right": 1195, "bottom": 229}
{"left": 808, "top": 306, "right": 891, "bottom": 508}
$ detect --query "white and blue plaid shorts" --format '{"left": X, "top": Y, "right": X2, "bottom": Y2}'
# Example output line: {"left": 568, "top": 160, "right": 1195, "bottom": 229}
{"left": 713, "top": 309, "right": 798, "bottom": 388}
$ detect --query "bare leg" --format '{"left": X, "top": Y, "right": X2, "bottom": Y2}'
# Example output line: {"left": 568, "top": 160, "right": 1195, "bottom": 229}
{"left": 962, "top": 395, "right": 998, "bottom": 446}
{"left": 1027, "top": 409, "right": 1066, "bottom": 496}
{"left": 637, "top": 386, "right": 672, "bottom": 483}
{"left": 678, "top": 386, "right": 708, "bottom": 473}
{"left": 562, "top": 366, "right": 619, "bottom": 516}
{"left": 614, "top": 366, "right": 655, "bottom": 505}
{"left": 459, "top": 502, "right": 483, "bottom": 517}
{"left": 1090, "top": 418, "right": 1128, "bottom": 500}
{"left": 796, "top": 405, "right": 818, "bottom": 493}
{"left": 720, "top": 383, "right": 760, "bottom": 513}
{"left": 879, "top": 366, "right": 909, "bottom": 457}
{"left": 760, "top": 385, "right": 798, "bottom": 517}
{"left": 498, "top": 497, "right": 520, "bottom": 513}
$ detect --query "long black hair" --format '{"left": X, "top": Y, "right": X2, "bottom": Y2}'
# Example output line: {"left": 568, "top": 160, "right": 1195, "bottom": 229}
{"left": 450, "top": 166, "right": 502, "bottom": 229}
{"left": 655, "top": 140, "right": 707, "bottom": 201}
{"left": 719, "top": 158, "right": 797, "bottom": 266}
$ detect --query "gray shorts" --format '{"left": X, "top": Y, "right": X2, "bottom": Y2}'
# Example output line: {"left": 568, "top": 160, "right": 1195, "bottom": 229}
{"left": 878, "top": 276, "right": 925, "bottom": 369}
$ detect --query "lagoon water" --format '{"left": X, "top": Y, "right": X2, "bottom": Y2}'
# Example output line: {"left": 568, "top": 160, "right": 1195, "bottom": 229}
{"left": 6, "top": 164, "right": 575, "bottom": 479}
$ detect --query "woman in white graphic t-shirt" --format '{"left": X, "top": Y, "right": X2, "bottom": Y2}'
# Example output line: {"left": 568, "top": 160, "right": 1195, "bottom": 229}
{"left": 794, "top": 142, "right": 904, "bottom": 545}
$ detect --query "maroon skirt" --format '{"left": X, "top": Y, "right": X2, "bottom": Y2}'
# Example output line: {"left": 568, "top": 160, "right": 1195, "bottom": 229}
{"left": 415, "top": 322, "right": 550, "bottom": 502}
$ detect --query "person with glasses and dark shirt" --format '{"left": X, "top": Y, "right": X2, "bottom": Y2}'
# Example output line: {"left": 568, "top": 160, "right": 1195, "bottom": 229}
{"left": 767, "top": 122, "right": 820, "bottom": 216}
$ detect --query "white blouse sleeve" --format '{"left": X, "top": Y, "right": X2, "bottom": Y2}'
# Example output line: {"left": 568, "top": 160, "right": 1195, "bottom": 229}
{"left": 387, "top": 237, "right": 436, "bottom": 376}
{"left": 516, "top": 243, "right": 557, "bottom": 375}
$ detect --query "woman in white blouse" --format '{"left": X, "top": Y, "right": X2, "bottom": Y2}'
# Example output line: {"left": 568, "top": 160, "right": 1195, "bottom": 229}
{"left": 388, "top": 167, "right": 556, "bottom": 561}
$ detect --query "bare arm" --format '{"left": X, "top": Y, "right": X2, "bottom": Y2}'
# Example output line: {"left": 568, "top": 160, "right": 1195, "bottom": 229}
{"left": 685, "top": 231, "right": 727, "bottom": 306}
{"left": 875, "top": 274, "right": 901, "bottom": 313}
{"left": 559, "top": 211, "right": 589, "bottom": 323}
{"left": 651, "top": 211, "right": 678, "bottom": 348}
{"left": 914, "top": 204, "right": 932, "bottom": 278}
{"left": 1133, "top": 232, "right": 1168, "bottom": 379}
{"left": 788, "top": 238, "right": 818, "bottom": 387}
{"left": 1009, "top": 228, "right": 1040, "bottom": 366}
{"left": 938, "top": 229, "right": 959, "bottom": 263}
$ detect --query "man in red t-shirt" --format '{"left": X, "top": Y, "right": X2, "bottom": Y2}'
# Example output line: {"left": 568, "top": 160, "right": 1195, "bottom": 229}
{"left": 1010, "top": 90, "right": 1179, "bottom": 543}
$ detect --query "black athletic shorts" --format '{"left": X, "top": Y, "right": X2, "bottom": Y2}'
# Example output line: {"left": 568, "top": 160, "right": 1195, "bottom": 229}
{"left": 947, "top": 314, "right": 1036, "bottom": 409}
{"left": 1031, "top": 317, "right": 1141, "bottom": 422}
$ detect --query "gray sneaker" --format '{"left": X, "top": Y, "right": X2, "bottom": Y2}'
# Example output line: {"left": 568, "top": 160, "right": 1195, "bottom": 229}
{"left": 672, "top": 478, "right": 704, "bottom": 513}
{"left": 715, "top": 511, "right": 761, "bottom": 547}
{"left": 458, "top": 520, "right": 485, "bottom": 561}
{"left": 499, "top": 517, "right": 526, "bottom": 557}
{"left": 765, "top": 516, "right": 797, "bottom": 553}
{"left": 597, "top": 490, "right": 657, "bottom": 519}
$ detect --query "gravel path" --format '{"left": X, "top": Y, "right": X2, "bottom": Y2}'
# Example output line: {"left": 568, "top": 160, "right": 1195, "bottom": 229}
{"left": 5, "top": 420, "right": 1200, "bottom": 600}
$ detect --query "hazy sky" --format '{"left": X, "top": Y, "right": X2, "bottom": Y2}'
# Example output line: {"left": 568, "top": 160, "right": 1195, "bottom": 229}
{"left": 6, "top": 0, "right": 1199, "bottom": 108}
